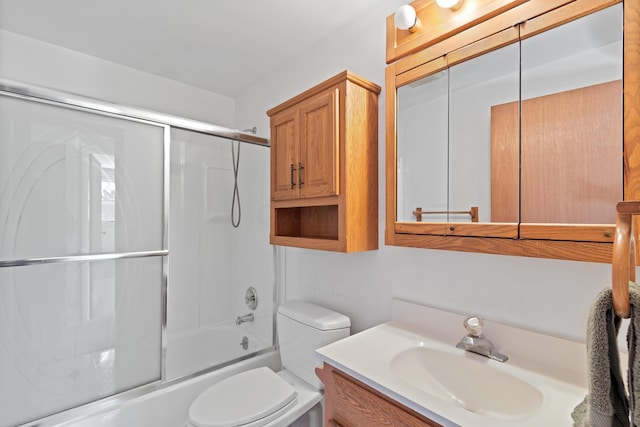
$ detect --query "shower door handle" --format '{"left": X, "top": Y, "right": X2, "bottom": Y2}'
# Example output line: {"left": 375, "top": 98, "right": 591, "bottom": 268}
{"left": 290, "top": 163, "right": 296, "bottom": 189}
{"left": 298, "top": 161, "right": 304, "bottom": 188}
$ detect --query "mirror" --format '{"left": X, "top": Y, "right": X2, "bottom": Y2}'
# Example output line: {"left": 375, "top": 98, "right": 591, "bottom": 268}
{"left": 385, "top": 0, "right": 640, "bottom": 263}
{"left": 518, "top": 6, "right": 622, "bottom": 225}
{"left": 397, "top": 70, "right": 449, "bottom": 222}
{"left": 387, "top": 0, "right": 632, "bottom": 262}
{"left": 397, "top": 43, "right": 520, "bottom": 225}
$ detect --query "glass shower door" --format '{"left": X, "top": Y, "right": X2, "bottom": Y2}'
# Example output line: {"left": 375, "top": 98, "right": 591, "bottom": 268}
{"left": 166, "top": 129, "right": 274, "bottom": 380}
{"left": 0, "top": 93, "right": 167, "bottom": 427}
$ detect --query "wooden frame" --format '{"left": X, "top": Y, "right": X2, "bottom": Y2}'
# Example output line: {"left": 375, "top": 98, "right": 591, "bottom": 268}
{"left": 385, "top": 0, "right": 637, "bottom": 263}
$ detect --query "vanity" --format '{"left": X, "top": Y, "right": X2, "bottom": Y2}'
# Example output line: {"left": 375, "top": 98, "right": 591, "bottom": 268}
{"left": 316, "top": 300, "right": 588, "bottom": 426}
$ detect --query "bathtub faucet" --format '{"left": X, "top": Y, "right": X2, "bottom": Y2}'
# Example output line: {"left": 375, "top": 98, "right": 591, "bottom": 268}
{"left": 236, "top": 313, "right": 254, "bottom": 325}
{"left": 456, "top": 316, "right": 508, "bottom": 362}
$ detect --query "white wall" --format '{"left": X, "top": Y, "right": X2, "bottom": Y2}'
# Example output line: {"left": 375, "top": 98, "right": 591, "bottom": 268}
{"left": 236, "top": 0, "right": 614, "bottom": 341}
{"left": 0, "top": 29, "right": 235, "bottom": 127}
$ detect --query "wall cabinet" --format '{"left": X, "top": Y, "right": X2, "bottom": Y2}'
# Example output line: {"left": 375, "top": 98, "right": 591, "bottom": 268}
{"left": 316, "top": 363, "right": 444, "bottom": 427}
{"left": 267, "top": 71, "right": 380, "bottom": 252}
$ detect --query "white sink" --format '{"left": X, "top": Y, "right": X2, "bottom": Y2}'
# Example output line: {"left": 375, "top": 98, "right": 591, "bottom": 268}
{"left": 316, "top": 300, "right": 588, "bottom": 427}
{"left": 390, "top": 346, "right": 543, "bottom": 421}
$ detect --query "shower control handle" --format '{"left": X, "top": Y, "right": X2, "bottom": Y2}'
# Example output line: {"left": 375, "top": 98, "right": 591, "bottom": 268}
{"left": 290, "top": 163, "right": 296, "bottom": 189}
{"left": 298, "top": 161, "right": 304, "bottom": 188}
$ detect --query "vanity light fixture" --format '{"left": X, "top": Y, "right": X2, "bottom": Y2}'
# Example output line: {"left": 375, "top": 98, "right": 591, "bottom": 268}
{"left": 395, "top": 0, "right": 464, "bottom": 32}
{"left": 394, "top": 5, "right": 421, "bottom": 32}
{"left": 436, "top": 0, "right": 465, "bottom": 11}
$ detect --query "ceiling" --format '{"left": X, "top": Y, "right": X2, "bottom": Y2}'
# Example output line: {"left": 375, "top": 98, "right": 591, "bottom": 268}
{"left": 0, "top": 0, "right": 379, "bottom": 98}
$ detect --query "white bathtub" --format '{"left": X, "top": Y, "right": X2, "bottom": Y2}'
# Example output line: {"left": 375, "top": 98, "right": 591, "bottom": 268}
{"left": 52, "top": 351, "right": 281, "bottom": 427}
{"left": 19, "top": 324, "right": 278, "bottom": 427}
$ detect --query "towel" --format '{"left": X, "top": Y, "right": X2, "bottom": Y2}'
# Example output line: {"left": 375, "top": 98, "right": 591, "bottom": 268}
{"left": 627, "top": 281, "right": 640, "bottom": 426}
{"left": 572, "top": 287, "right": 629, "bottom": 427}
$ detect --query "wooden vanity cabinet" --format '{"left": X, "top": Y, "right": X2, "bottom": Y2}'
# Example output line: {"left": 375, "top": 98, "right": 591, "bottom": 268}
{"left": 316, "top": 363, "right": 445, "bottom": 427}
{"left": 267, "top": 71, "right": 380, "bottom": 252}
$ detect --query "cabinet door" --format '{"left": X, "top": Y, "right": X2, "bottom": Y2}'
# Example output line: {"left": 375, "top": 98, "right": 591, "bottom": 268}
{"left": 271, "top": 107, "right": 299, "bottom": 201}
{"left": 299, "top": 88, "right": 339, "bottom": 199}
{"left": 319, "top": 364, "right": 443, "bottom": 427}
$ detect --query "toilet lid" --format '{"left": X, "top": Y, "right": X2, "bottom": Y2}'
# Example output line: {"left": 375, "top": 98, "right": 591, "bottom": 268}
{"left": 188, "top": 367, "right": 297, "bottom": 427}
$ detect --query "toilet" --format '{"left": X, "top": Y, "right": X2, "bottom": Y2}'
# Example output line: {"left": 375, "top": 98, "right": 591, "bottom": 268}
{"left": 187, "top": 300, "right": 350, "bottom": 427}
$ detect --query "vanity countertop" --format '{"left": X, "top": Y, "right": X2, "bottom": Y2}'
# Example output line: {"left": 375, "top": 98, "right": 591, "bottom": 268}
{"left": 316, "top": 299, "right": 589, "bottom": 427}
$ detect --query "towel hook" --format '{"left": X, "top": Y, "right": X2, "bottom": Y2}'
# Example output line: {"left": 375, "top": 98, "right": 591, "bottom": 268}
{"left": 612, "top": 201, "right": 639, "bottom": 318}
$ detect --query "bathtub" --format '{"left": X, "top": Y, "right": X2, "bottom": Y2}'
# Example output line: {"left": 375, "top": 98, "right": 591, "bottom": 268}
{"left": 18, "top": 324, "right": 277, "bottom": 427}
{"left": 31, "top": 351, "right": 281, "bottom": 427}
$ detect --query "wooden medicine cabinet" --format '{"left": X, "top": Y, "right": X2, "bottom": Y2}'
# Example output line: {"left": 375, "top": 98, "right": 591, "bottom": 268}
{"left": 268, "top": 71, "right": 380, "bottom": 252}
{"left": 385, "top": 0, "right": 640, "bottom": 263}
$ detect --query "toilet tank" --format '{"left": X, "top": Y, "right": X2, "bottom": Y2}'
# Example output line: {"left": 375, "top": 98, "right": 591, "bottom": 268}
{"left": 277, "top": 300, "right": 350, "bottom": 390}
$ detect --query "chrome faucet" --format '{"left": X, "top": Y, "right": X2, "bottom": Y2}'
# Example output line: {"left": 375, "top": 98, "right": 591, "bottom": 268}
{"left": 235, "top": 313, "right": 254, "bottom": 325}
{"left": 456, "top": 316, "right": 508, "bottom": 362}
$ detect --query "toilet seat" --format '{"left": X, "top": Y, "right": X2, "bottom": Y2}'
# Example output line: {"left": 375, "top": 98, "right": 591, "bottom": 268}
{"left": 188, "top": 367, "right": 298, "bottom": 427}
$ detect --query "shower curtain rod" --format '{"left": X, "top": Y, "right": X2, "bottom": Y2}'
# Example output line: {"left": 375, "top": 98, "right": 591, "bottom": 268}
{"left": 0, "top": 78, "right": 269, "bottom": 147}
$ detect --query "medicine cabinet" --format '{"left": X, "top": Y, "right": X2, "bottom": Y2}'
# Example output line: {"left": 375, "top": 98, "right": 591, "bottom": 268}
{"left": 385, "top": 0, "right": 639, "bottom": 263}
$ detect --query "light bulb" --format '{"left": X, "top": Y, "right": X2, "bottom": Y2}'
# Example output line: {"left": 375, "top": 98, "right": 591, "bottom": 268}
{"left": 394, "top": 5, "right": 420, "bottom": 32}
{"left": 436, "top": 0, "right": 464, "bottom": 11}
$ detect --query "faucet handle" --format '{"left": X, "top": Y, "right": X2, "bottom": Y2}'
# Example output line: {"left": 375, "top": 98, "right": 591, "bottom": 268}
{"left": 463, "top": 316, "right": 484, "bottom": 337}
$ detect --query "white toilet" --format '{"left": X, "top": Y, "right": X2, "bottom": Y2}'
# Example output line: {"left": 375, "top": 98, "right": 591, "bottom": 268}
{"left": 187, "top": 300, "right": 350, "bottom": 427}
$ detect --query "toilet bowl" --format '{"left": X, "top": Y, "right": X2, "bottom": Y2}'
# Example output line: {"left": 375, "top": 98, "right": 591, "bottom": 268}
{"left": 186, "top": 301, "right": 350, "bottom": 427}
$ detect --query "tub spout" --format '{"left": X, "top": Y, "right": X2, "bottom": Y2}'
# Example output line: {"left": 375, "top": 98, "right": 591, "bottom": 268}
{"left": 236, "top": 313, "right": 254, "bottom": 325}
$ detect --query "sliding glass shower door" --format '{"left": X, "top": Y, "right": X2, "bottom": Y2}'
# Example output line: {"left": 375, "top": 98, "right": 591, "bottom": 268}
{"left": 165, "top": 129, "right": 274, "bottom": 380}
{"left": 0, "top": 93, "right": 167, "bottom": 427}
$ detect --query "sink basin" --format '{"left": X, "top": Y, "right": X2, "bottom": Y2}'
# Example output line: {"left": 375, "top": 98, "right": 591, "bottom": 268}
{"left": 390, "top": 346, "right": 544, "bottom": 421}
{"left": 317, "top": 301, "right": 588, "bottom": 426}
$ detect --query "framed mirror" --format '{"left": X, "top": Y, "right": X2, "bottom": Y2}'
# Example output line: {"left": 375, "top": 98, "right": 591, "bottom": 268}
{"left": 386, "top": 0, "right": 636, "bottom": 262}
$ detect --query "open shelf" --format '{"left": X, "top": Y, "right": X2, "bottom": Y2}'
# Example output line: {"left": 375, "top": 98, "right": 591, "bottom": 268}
{"left": 274, "top": 205, "right": 339, "bottom": 240}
